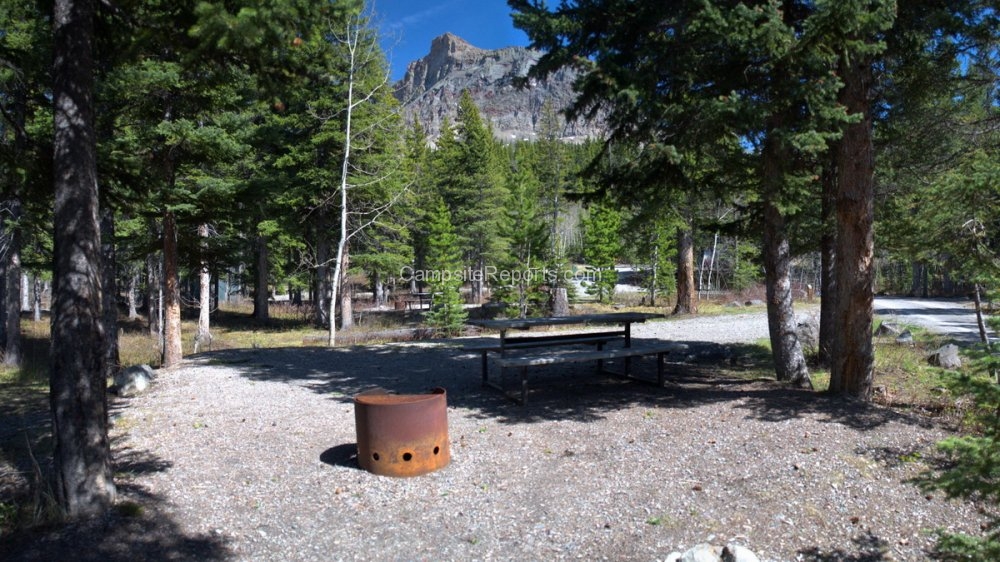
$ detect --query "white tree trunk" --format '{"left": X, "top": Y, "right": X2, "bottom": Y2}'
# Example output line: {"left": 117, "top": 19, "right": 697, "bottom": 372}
{"left": 195, "top": 224, "right": 212, "bottom": 353}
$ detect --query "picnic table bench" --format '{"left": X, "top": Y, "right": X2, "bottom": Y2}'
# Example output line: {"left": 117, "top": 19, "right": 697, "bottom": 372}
{"left": 466, "top": 313, "right": 687, "bottom": 404}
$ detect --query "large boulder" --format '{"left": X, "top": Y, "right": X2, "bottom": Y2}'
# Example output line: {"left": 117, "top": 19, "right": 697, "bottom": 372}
{"left": 111, "top": 364, "right": 155, "bottom": 397}
{"left": 927, "top": 344, "right": 962, "bottom": 369}
{"left": 796, "top": 313, "right": 820, "bottom": 355}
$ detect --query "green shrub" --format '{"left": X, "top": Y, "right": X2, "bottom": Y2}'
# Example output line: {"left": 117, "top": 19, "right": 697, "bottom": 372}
{"left": 918, "top": 349, "right": 1000, "bottom": 559}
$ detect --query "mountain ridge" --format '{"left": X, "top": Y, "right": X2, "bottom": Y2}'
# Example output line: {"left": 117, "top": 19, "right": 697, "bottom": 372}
{"left": 393, "top": 33, "right": 603, "bottom": 142}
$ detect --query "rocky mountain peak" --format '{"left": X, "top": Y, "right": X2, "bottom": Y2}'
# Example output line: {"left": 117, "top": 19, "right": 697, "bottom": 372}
{"left": 394, "top": 33, "right": 604, "bottom": 143}
{"left": 432, "top": 32, "right": 479, "bottom": 57}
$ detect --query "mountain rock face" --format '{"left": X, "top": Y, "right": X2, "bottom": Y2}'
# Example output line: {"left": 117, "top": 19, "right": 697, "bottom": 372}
{"left": 393, "top": 33, "right": 603, "bottom": 142}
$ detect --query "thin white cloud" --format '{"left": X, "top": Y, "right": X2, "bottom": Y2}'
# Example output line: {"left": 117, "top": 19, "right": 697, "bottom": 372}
{"left": 382, "top": 0, "right": 459, "bottom": 33}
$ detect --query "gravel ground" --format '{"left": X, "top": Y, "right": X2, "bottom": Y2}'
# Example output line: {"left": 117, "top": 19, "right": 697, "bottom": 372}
{"left": 1, "top": 312, "right": 990, "bottom": 561}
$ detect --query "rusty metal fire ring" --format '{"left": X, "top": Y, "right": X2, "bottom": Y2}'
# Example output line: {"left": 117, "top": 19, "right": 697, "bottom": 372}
{"left": 354, "top": 387, "right": 450, "bottom": 477}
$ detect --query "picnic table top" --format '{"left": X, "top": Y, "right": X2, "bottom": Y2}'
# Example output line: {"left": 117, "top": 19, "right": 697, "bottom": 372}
{"left": 466, "top": 312, "right": 663, "bottom": 331}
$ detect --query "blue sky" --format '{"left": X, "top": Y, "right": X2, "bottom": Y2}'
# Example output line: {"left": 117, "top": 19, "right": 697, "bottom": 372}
{"left": 373, "top": 0, "right": 531, "bottom": 80}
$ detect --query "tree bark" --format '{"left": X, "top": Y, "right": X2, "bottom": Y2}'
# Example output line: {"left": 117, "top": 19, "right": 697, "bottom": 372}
{"left": 973, "top": 283, "right": 991, "bottom": 348}
{"left": 195, "top": 224, "right": 212, "bottom": 352}
{"left": 829, "top": 55, "right": 876, "bottom": 399}
{"left": 762, "top": 201, "right": 812, "bottom": 388}
{"left": 910, "top": 261, "right": 927, "bottom": 297}
{"left": 161, "top": 211, "right": 182, "bottom": 368}
{"left": 1, "top": 198, "right": 22, "bottom": 366}
{"left": 471, "top": 260, "right": 484, "bottom": 305}
{"left": 50, "top": 0, "right": 115, "bottom": 517}
{"left": 672, "top": 223, "right": 696, "bottom": 315}
{"left": 761, "top": 108, "right": 811, "bottom": 389}
{"left": 146, "top": 251, "right": 159, "bottom": 338}
{"left": 32, "top": 276, "right": 42, "bottom": 322}
{"left": 100, "top": 208, "right": 118, "bottom": 378}
{"left": 818, "top": 148, "right": 838, "bottom": 366}
{"left": 127, "top": 269, "right": 139, "bottom": 320}
{"left": 253, "top": 233, "right": 269, "bottom": 321}
{"left": 21, "top": 273, "right": 29, "bottom": 312}
{"left": 339, "top": 247, "right": 353, "bottom": 329}
{"left": 315, "top": 229, "right": 329, "bottom": 327}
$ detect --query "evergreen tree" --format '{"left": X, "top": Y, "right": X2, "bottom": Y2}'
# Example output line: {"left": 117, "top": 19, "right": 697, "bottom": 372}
{"left": 0, "top": 0, "right": 51, "bottom": 367}
{"left": 535, "top": 100, "right": 568, "bottom": 267}
{"left": 581, "top": 202, "right": 621, "bottom": 303}
{"left": 437, "top": 91, "right": 510, "bottom": 303}
{"left": 510, "top": 0, "right": 907, "bottom": 390}
{"left": 496, "top": 155, "right": 549, "bottom": 318}
{"left": 423, "top": 201, "right": 467, "bottom": 335}
{"left": 623, "top": 211, "right": 678, "bottom": 307}
{"left": 918, "top": 362, "right": 1000, "bottom": 558}
{"left": 50, "top": 0, "right": 116, "bottom": 517}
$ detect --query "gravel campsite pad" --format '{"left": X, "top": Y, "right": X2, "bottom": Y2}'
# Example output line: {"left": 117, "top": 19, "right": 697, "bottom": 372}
{"left": 3, "top": 314, "right": 991, "bottom": 561}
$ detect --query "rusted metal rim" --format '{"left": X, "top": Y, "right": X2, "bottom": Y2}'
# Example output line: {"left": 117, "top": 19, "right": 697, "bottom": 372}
{"left": 354, "top": 387, "right": 450, "bottom": 477}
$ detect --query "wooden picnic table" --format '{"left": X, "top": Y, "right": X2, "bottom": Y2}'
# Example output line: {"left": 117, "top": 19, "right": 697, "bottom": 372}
{"left": 468, "top": 311, "right": 657, "bottom": 347}
{"left": 466, "top": 312, "right": 685, "bottom": 403}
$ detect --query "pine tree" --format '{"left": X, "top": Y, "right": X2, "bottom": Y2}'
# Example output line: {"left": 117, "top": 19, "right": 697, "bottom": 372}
{"left": 496, "top": 156, "right": 549, "bottom": 318}
{"left": 436, "top": 91, "right": 510, "bottom": 303}
{"left": 424, "top": 201, "right": 467, "bottom": 335}
{"left": 510, "top": 0, "right": 903, "bottom": 390}
{"left": 581, "top": 202, "right": 621, "bottom": 303}
{"left": 50, "top": 0, "right": 116, "bottom": 517}
{"left": 0, "top": 0, "right": 52, "bottom": 367}
{"left": 623, "top": 212, "right": 678, "bottom": 307}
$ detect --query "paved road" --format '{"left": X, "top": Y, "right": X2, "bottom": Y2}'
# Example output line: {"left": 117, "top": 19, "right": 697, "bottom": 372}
{"left": 874, "top": 296, "right": 983, "bottom": 343}
{"left": 628, "top": 297, "right": 984, "bottom": 346}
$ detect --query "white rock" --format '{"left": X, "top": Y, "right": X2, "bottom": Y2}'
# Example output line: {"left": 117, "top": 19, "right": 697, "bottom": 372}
{"left": 682, "top": 543, "right": 724, "bottom": 562}
{"left": 723, "top": 544, "right": 761, "bottom": 562}
{"left": 112, "top": 364, "right": 155, "bottom": 397}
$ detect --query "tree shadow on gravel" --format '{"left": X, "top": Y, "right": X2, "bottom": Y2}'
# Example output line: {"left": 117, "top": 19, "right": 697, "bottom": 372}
{"left": 0, "top": 401, "right": 232, "bottom": 562}
{"left": 200, "top": 337, "right": 937, "bottom": 431}
{"left": 797, "top": 530, "right": 893, "bottom": 561}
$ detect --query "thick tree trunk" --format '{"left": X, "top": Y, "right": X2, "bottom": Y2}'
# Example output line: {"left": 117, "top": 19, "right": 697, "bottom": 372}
{"left": 672, "top": 224, "right": 696, "bottom": 315}
{"left": 2, "top": 59, "right": 26, "bottom": 366}
{"left": 161, "top": 211, "right": 182, "bottom": 368}
{"left": 195, "top": 224, "right": 212, "bottom": 353}
{"left": 253, "top": 234, "right": 269, "bottom": 321}
{"left": 100, "top": 208, "right": 118, "bottom": 378}
{"left": 1, "top": 198, "right": 22, "bottom": 366}
{"left": 762, "top": 201, "right": 813, "bottom": 388}
{"left": 50, "top": 0, "right": 115, "bottom": 517}
{"left": 818, "top": 149, "right": 838, "bottom": 367}
{"left": 829, "top": 56, "right": 876, "bottom": 399}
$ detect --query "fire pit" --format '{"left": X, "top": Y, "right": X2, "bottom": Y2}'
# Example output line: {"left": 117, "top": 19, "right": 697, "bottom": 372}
{"left": 353, "top": 387, "right": 450, "bottom": 477}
